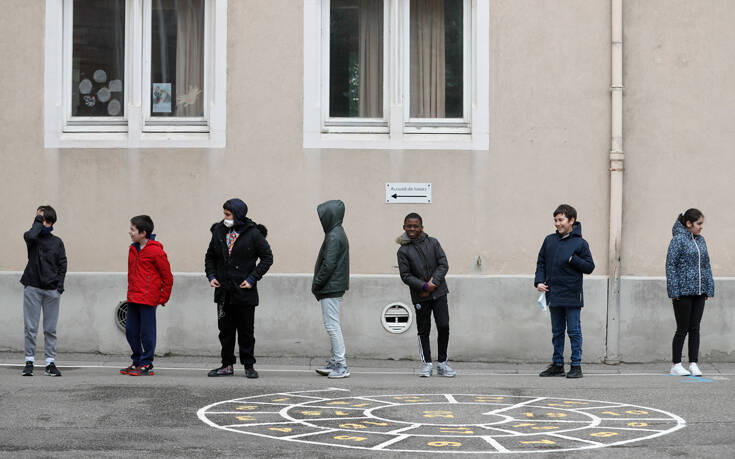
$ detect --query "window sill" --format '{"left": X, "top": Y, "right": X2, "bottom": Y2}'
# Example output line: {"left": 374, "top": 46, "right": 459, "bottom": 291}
{"left": 304, "top": 132, "right": 489, "bottom": 150}
{"left": 46, "top": 131, "right": 224, "bottom": 149}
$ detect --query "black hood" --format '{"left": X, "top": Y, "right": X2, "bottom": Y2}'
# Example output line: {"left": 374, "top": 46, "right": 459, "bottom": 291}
{"left": 557, "top": 221, "right": 583, "bottom": 238}
{"left": 227, "top": 198, "right": 250, "bottom": 229}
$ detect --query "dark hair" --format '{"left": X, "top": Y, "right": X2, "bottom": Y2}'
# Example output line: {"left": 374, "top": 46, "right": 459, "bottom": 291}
{"left": 678, "top": 208, "right": 704, "bottom": 227}
{"left": 404, "top": 212, "right": 423, "bottom": 225}
{"left": 130, "top": 215, "right": 154, "bottom": 238}
{"left": 223, "top": 200, "right": 233, "bottom": 213}
{"left": 37, "top": 205, "right": 57, "bottom": 225}
{"left": 553, "top": 204, "right": 577, "bottom": 222}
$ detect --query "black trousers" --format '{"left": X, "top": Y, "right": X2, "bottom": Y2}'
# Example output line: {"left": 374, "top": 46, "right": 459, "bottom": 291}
{"left": 415, "top": 295, "right": 450, "bottom": 363}
{"left": 672, "top": 295, "right": 706, "bottom": 364}
{"left": 218, "top": 303, "right": 256, "bottom": 367}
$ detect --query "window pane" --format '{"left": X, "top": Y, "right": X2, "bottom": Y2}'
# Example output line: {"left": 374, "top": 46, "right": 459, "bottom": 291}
{"left": 410, "top": 0, "right": 463, "bottom": 118}
{"left": 151, "top": 0, "right": 205, "bottom": 117}
{"left": 72, "top": 0, "right": 125, "bottom": 117}
{"left": 329, "top": 0, "right": 383, "bottom": 118}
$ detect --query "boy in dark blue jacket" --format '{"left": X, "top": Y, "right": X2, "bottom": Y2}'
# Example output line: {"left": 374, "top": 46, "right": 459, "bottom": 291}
{"left": 534, "top": 204, "right": 595, "bottom": 378}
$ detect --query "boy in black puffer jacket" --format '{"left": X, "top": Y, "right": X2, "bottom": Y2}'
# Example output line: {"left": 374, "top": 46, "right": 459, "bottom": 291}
{"left": 397, "top": 213, "right": 455, "bottom": 378}
{"left": 534, "top": 204, "right": 595, "bottom": 379}
{"left": 205, "top": 199, "right": 273, "bottom": 379}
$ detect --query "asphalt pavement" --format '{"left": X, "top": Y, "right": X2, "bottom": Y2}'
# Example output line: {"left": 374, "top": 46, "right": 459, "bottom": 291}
{"left": 1, "top": 353, "right": 733, "bottom": 458}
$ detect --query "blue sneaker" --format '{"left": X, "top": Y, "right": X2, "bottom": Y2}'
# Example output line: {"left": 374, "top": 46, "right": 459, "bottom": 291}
{"left": 327, "top": 364, "right": 350, "bottom": 379}
{"left": 316, "top": 360, "right": 337, "bottom": 376}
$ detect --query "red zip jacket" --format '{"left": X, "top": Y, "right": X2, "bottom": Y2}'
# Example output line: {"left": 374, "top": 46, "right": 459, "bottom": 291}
{"left": 127, "top": 239, "right": 173, "bottom": 307}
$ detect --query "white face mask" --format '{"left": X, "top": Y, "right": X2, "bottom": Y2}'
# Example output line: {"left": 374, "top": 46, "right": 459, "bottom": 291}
{"left": 223, "top": 219, "right": 234, "bottom": 228}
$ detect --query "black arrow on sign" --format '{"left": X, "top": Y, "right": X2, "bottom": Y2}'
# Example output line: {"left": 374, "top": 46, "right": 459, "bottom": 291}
{"left": 391, "top": 194, "right": 427, "bottom": 199}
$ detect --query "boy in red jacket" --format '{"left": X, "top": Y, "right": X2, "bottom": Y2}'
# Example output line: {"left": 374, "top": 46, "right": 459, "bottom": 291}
{"left": 121, "top": 215, "right": 173, "bottom": 376}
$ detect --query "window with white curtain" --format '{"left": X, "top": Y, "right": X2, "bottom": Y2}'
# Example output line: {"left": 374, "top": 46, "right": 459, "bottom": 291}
{"left": 45, "top": 0, "right": 227, "bottom": 148}
{"left": 304, "top": 0, "right": 489, "bottom": 150}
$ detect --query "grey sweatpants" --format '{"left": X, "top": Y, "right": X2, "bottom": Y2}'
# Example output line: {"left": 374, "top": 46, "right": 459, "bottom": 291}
{"left": 23, "top": 286, "right": 61, "bottom": 362}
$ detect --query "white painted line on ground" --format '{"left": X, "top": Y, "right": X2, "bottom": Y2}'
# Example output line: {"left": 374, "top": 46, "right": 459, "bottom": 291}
{"left": 445, "top": 394, "right": 459, "bottom": 403}
{"left": 221, "top": 421, "right": 298, "bottom": 428}
{"left": 484, "top": 397, "right": 547, "bottom": 415}
{"left": 371, "top": 434, "right": 410, "bottom": 450}
{"left": 282, "top": 428, "right": 337, "bottom": 440}
{"left": 387, "top": 423, "right": 422, "bottom": 434}
{"left": 549, "top": 433, "right": 604, "bottom": 446}
{"left": 481, "top": 435, "right": 511, "bottom": 453}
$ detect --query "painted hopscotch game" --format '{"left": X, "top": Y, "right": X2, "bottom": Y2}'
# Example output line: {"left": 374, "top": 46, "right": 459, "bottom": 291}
{"left": 198, "top": 389, "right": 685, "bottom": 454}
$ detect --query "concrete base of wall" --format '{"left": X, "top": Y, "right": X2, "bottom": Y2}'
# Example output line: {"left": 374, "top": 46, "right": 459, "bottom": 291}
{"left": 1, "top": 272, "right": 732, "bottom": 362}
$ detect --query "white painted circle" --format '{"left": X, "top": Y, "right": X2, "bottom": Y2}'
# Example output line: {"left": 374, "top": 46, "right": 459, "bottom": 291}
{"left": 107, "top": 99, "right": 121, "bottom": 116}
{"left": 381, "top": 303, "right": 413, "bottom": 334}
{"left": 97, "top": 87, "right": 111, "bottom": 102}
{"left": 93, "top": 69, "right": 107, "bottom": 83}
{"left": 198, "top": 391, "right": 685, "bottom": 454}
{"left": 79, "top": 78, "right": 93, "bottom": 94}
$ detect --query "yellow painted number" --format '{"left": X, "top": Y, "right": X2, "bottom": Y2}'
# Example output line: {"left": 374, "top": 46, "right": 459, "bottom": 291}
{"left": 236, "top": 405, "right": 257, "bottom": 411}
{"left": 626, "top": 410, "right": 649, "bottom": 415}
{"left": 423, "top": 410, "right": 454, "bottom": 419}
{"left": 520, "top": 439, "right": 556, "bottom": 445}
{"left": 532, "top": 426, "right": 560, "bottom": 430}
{"left": 440, "top": 427, "right": 473, "bottom": 434}
{"left": 327, "top": 401, "right": 349, "bottom": 405}
{"left": 300, "top": 411, "right": 321, "bottom": 416}
{"left": 590, "top": 432, "right": 619, "bottom": 438}
{"left": 334, "top": 435, "right": 367, "bottom": 442}
{"left": 236, "top": 416, "right": 254, "bottom": 421}
{"left": 272, "top": 398, "right": 290, "bottom": 402}
{"left": 363, "top": 421, "right": 388, "bottom": 426}
{"left": 601, "top": 411, "right": 621, "bottom": 416}
{"left": 545, "top": 412, "right": 567, "bottom": 418}
{"left": 338, "top": 423, "right": 367, "bottom": 429}
{"left": 512, "top": 423, "right": 535, "bottom": 427}
{"left": 335, "top": 411, "right": 350, "bottom": 416}
{"left": 427, "top": 441, "right": 462, "bottom": 447}
{"left": 268, "top": 427, "right": 292, "bottom": 433}
{"left": 627, "top": 422, "right": 649, "bottom": 427}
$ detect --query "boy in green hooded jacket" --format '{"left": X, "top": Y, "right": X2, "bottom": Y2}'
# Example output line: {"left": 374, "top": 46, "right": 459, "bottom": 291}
{"left": 312, "top": 200, "right": 350, "bottom": 378}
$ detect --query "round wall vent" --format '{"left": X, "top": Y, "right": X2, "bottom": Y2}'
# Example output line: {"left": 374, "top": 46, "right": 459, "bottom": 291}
{"left": 381, "top": 303, "right": 413, "bottom": 334}
{"left": 115, "top": 301, "right": 128, "bottom": 332}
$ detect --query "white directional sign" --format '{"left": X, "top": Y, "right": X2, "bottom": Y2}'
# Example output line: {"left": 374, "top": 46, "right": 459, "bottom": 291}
{"left": 386, "top": 183, "right": 432, "bottom": 204}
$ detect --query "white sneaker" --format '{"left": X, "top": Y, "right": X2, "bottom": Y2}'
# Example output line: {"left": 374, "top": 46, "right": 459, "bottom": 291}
{"left": 689, "top": 362, "right": 702, "bottom": 377}
{"left": 419, "top": 362, "right": 433, "bottom": 377}
{"left": 670, "top": 363, "right": 691, "bottom": 376}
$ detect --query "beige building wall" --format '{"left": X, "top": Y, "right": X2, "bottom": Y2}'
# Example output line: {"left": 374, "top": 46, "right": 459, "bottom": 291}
{"left": 622, "top": 0, "right": 735, "bottom": 276}
{"left": 0, "top": 1, "right": 612, "bottom": 277}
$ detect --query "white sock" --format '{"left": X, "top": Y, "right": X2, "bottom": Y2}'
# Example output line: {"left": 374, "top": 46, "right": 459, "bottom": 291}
{"left": 46, "top": 358, "right": 55, "bottom": 365}
{"left": 25, "top": 356, "right": 35, "bottom": 363}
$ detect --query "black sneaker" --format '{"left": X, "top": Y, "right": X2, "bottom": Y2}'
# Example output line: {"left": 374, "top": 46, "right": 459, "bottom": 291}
{"left": 539, "top": 364, "right": 565, "bottom": 377}
{"left": 129, "top": 363, "right": 154, "bottom": 376}
{"left": 208, "top": 364, "right": 234, "bottom": 377}
{"left": 45, "top": 362, "right": 62, "bottom": 377}
{"left": 244, "top": 367, "right": 259, "bottom": 379}
{"left": 566, "top": 365, "right": 583, "bottom": 379}
{"left": 22, "top": 361, "right": 33, "bottom": 376}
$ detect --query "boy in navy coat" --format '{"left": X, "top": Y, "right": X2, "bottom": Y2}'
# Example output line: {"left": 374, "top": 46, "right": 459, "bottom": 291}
{"left": 534, "top": 204, "right": 595, "bottom": 378}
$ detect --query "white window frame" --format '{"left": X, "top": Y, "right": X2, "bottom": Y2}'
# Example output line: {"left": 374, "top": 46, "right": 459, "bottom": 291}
{"left": 44, "top": 0, "right": 227, "bottom": 148}
{"left": 304, "top": 0, "right": 489, "bottom": 150}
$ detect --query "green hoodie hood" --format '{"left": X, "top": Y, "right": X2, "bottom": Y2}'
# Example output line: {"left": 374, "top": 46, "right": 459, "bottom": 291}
{"left": 317, "top": 200, "right": 345, "bottom": 233}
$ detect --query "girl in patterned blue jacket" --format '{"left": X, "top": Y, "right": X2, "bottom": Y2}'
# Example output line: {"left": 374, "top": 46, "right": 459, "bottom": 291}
{"left": 666, "top": 209, "right": 714, "bottom": 377}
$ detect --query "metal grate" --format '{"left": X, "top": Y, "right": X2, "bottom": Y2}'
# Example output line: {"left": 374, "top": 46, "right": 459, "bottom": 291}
{"left": 381, "top": 303, "right": 413, "bottom": 334}
{"left": 115, "top": 301, "right": 128, "bottom": 332}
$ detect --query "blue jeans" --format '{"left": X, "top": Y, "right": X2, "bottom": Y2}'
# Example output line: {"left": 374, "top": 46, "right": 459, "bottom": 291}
{"left": 549, "top": 306, "right": 582, "bottom": 366}
{"left": 321, "top": 297, "right": 346, "bottom": 365}
{"left": 125, "top": 303, "right": 157, "bottom": 366}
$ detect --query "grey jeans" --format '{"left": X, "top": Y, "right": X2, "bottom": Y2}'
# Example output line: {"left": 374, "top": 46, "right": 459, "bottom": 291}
{"left": 321, "top": 297, "right": 346, "bottom": 365}
{"left": 23, "top": 286, "right": 61, "bottom": 361}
